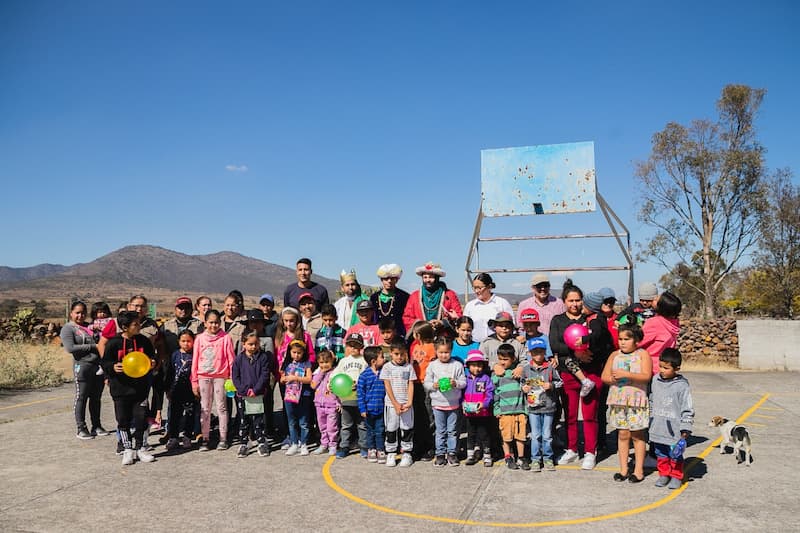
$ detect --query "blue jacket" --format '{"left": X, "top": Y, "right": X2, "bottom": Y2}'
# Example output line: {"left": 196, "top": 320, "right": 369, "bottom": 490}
{"left": 357, "top": 366, "right": 386, "bottom": 416}
{"left": 232, "top": 351, "right": 270, "bottom": 397}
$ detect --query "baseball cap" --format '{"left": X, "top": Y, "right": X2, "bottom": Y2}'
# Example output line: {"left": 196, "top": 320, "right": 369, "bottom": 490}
{"left": 345, "top": 332, "right": 365, "bottom": 346}
{"left": 246, "top": 309, "right": 265, "bottom": 322}
{"left": 175, "top": 296, "right": 192, "bottom": 307}
{"left": 488, "top": 311, "right": 515, "bottom": 327}
{"left": 259, "top": 293, "right": 275, "bottom": 305}
{"left": 526, "top": 337, "right": 547, "bottom": 352}
{"left": 531, "top": 273, "right": 550, "bottom": 286}
{"left": 519, "top": 308, "right": 540, "bottom": 322}
{"left": 356, "top": 300, "right": 374, "bottom": 311}
{"left": 298, "top": 292, "right": 315, "bottom": 302}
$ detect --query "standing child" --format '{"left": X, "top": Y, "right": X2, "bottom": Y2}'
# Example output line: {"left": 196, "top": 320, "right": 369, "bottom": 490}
{"left": 649, "top": 348, "right": 694, "bottom": 489}
{"left": 331, "top": 333, "right": 369, "bottom": 458}
{"left": 601, "top": 323, "right": 652, "bottom": 482}
{"left": 311, "top": 350, "right": 340, "bottom": 456}
{"left": 409, "top": 321, "right": 437, "bottom": 461}
{"left": 522, "top": 338, "right": 562, "bottom": 472}
{"left": 191, "top": 309, "right": 236, "bottom": 452}
{"left": 463, "top": 350, "right": 494, "bottom": 466}
{"left": 346, "top": 300, "right": 382, "bottom": 347}
{"left": 451, "top": 316, "right": 480, "bottom": 365}
{"left": 315, "top": 304, "right": 346, "bottom": 361}
{"left": 281, "top": 339, "right": 313, "bottom": 456}
{"left": 100, "top": 311, "right": 157, "bottom": 465}
{"left": 492, "top": 343, "right": 529, "bottom": 470}
{"left": 357, "top": 346, "right": 387, "bottom": 464}
{"left": 424, "top": 338, "right": 467, "bottom": 466}
{"left": 377, "top": 318, "right": 398, "bottom": 361}
{"left": 232, "top": 331, "right": 272, "bottom": 458}
{"left": 516, "top": 309, "right": 553, "bottom": 360}
{"left": 479, "top": 312, "right": 526, "bottom": 367}
{"left": 380, "top": 340, "right": 416, "bottom": 467}
{"left": 165, "top": 330, "right": 199, "bottom": 451}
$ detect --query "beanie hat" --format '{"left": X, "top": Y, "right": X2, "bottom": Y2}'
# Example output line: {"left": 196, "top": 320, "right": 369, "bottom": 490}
{"left": 584, "top": 291, "right": 604, "bottom": 313}
{"left": 465, "top": 350, "right": 487, "bottom": 364}
{"left": 638, "top": 282, "right": 658, "bottom": 300}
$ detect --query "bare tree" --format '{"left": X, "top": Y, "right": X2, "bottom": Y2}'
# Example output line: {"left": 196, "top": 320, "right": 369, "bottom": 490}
{"left": 636, "top": 84, "right": 767, "bottom": 318}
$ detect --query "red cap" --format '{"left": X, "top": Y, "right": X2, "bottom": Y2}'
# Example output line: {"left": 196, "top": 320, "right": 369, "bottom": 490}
{"left": 175, "top": 297, "right": 192, "bottom": 306}
{"left": 519, "top": 308, "right": 540, "bottom": 322}
{"left": 298, "top": 292, "right": 315, "bottom": 302}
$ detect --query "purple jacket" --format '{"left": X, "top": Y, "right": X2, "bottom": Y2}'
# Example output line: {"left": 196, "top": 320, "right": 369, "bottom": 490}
{"left": 232, "top": 351, "right": 270, "bottom": 397}
{"left": 463, "top": 372, "right": 494, "bottom": 417}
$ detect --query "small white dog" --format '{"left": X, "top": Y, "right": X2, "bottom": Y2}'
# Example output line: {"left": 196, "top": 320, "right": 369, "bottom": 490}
{"left": 708, "top": 416, "right": 752, "bottom": 466}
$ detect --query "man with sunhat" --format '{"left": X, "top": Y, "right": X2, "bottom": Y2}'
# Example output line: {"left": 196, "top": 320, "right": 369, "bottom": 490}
{"left": 401, "top": 262, "right": 462, "bottom": 335}
{"left": 516, "top": 274, "right": 565, "bottom": 339}
{"left": 370, "top": 264, "right": 410, "bottom": 339}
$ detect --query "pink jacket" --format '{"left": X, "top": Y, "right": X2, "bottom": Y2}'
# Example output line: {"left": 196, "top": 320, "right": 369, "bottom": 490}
{"left": 639, "top": 315, "right": 680, "bottom": 374}
{"left": 191, "top": 330, "right": 235, "bottom": 385}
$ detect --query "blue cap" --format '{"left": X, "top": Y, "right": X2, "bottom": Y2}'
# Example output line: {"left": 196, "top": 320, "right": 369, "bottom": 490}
{"left": 526, "top": 337, "right": 547, "bottom": 352}
{"left": 259, "top": 293, "right": 275, "bottom": 305}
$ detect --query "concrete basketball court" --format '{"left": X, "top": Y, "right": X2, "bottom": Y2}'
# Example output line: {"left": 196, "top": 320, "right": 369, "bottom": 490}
{"left": 1, "top": 370, "right": 798, "bottom": 532}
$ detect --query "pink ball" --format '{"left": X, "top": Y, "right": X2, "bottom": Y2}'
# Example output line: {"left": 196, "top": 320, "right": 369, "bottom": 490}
{"left": 563, "top": 323, "right": 589, "bottom": 351}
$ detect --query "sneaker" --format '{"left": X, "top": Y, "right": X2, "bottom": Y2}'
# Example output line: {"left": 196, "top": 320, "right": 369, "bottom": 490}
{"left": 199, "top": 442, "right": 210, "bottom": 452}
{"left": 328, "top": 446, "right": 337, "bottom": 456}
{"left": 76, "top": 429, "right": 94, "bottom": 440}
{"left": 386, "top": 453, "right": 397, "bottom": 467}
{"left": 136, "top": 448, "right": 155, "bottom": 463}
{"left": 115, "top": 440, "right": 124, "bottom": 455}
{"left": 299, "top": 444, "right": 310, "bottom": 456}
{"left": 165, "top": 438, "right": 179, "bottom": 451}
{"left": 377, "top": 450, "right": 387, "bottom": 464}
{"left": 121, "top": 449, "right": 136, "bottom": 466}
{"left": 434, "top": 455, "right": 447, "bottom": 467}
{"left": 484, "top": 456, "right": 494, "bottom": 467}
{"left": 465, "top": 454, "right": 479, "bottom": 466}
{"left": 367, "top": 449, "right": 378, "bottom": 463}
{"left": 217, "top": 442, "right": 230, "bottom": 451}
{"left": 519, "top": 458, "right": 531, "bottom": 471}
{"left": 181, "top": 436, "right": 193, "bottom": 449}
{"left": 530, "top": 460, "right": 542, "bottom": 472}
{"left": 543, "top": 459, "right": 556, "bottom": 471}
{"left": 335, "top": 449, "right": 348, "bottom": 459}
{"left": 447, "top": 453, "right": 459, "bottom": 467}
{"left": 558, "top": 449, "right": 579, "bottom": 465}
{"left": 667, "top": 477, "right": 682, "bottom": 490}
{"left": 655, "top": 476, "right": 670, "bottom": 488}
{"left": 421, "top": 449, "right": 435, "bottom": 462}
{"left": 91, "top": 426, "right": 111, "bottom": 437}
{"left": 399, "top": 453, "right": 414, "bottom": 467}
{"left": 579, "top": 378, "right": 596, "bottom": 398}
{"left": 313, "top": 445, "right": 328, "bottom": 455}
{"left": 257, "top": 443, "right": 270, "bottom": 457}
{"left": 238, "top": 444, "right": 248, "bottom": 458}
{"left": 505, "top": 457, "right": 519, "bottom": 470}
{"left": 286, "top": 444, "right": 299, "bottom": 456}
{"left": 581, "top": 452, "right": 596, "bottom": 470}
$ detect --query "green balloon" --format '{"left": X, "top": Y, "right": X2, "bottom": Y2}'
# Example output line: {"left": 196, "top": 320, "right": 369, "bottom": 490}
{"left": 330, "top": 374, "right": 354, "bottom": 398}
{"left": 224, "top": 379, "right": 236, "bottom": 393}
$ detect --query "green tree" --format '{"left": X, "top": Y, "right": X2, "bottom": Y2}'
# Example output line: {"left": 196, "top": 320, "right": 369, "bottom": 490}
{"left": 636, "top": 84, "right": 767, "bottom": 318}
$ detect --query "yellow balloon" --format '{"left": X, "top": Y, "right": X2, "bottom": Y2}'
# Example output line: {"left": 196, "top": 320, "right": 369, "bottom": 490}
{"left": 122, "top": 351, "right": 150, "bottom": 378}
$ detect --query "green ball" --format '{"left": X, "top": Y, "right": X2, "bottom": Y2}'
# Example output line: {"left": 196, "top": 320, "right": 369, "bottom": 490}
{"left": 330, "top": 374, "right": 354, "bottom": 398}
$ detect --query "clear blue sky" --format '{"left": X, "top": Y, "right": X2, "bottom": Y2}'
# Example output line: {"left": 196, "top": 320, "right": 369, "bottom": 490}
{"left": 1, "top": 1, "right": 798, "bottom": 299}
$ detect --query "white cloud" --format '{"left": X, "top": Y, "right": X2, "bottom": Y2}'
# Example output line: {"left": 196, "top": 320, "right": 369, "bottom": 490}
{"left": 225, "top": 164, "right": 248, "bottom": 172}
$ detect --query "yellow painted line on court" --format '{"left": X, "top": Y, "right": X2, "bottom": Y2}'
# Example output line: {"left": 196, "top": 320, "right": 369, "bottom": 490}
{"left": 757, "top": 406, "right": 783, "bottom": 411}
{"left": 752, "top": 414, "right": 776, "bottom": 419}
{"left": 745, "top": 422, "right": 767, "bottom": 427}
{"left": 0, "top": 395, "right": 72, "bottom": 411}
{"left": 322, "top": 393, "right": 771, "bottom": 528}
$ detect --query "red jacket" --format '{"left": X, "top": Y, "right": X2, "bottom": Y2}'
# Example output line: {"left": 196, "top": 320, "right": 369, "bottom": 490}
{"left": 402, "top": 288, "right": 463, "bottom": 332}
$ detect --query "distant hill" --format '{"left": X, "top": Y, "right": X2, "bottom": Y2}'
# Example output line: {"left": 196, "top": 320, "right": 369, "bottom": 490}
{"left": 0, "top": 245, "right": 341, "bottom": 305}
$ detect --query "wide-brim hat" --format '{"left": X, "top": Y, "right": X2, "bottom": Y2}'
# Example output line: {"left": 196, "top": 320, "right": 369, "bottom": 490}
{"left": 488, "top": 311, "right": 515, "bottom": 328}
{"left": 415, "top": 262, "right": 446, "bottom": 277}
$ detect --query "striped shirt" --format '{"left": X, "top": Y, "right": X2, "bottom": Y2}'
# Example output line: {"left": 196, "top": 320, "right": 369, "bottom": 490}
{"left": 492, "top": 368, "right": 526, "bottom": 416}
{"left": 379, "top": 361, "right": 416, "bottom": 405}
{"left": 357, "top": 367, "right": 386, "bottom": 416}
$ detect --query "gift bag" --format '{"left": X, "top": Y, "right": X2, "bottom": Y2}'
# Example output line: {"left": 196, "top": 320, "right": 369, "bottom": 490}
{"left": 244, "top": 395, "right": 265, "bottom": 415}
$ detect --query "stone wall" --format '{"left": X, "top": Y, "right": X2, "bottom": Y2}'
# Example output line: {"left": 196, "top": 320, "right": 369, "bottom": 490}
{"left": 677, "top": 317, "right": 738, "bottom": 364}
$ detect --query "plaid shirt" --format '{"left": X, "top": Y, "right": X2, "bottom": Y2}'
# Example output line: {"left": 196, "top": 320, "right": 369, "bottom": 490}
{"left": 315, "top": 325, "right": 346, "bottom": 360}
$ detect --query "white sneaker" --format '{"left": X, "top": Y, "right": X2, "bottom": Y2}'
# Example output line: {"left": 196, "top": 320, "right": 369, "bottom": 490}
{"left": 558, "top": 449, "right": 579, "bottom": 465}
{"left": 328, "top": 446, "right": 338, "bottom": 456}
{"left": 136, "top": 448, "right": 155, "bottom": 463}
{"left": 399, "top": 453, "right": 413, "bottom": 467}
{"left": 386, "top": 453, "right": 397, "bottom": 467}
{"left": 579, "top": 378, "right": 596, "bottom": 397}
{"left": 313, "top": 445, "right": 328, "bottom": 455}
{"left": 285, "top": 444, "right": 299, "bottom": 456}
{"left": 299, "top": 444, "right": 310, "bottom": 456}
{"left": 121, "top": 449, "right": 136, "bottom": 466}
{"left": 581, "top": 452, "right": 596, "bottom": 470}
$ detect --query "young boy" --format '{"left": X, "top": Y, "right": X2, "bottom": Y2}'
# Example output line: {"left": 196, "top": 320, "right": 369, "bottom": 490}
{"left": 522, "top": 337, "right": 562, "bottom": 471}
{"left": 649, "top": 348, "right": 694, "bottom": 489}
{"left": 245, "top": 309, "right": 279, "bottom": 440}
{"left": 164, "top": 331, "right": 198, "bottom": 451}
{"left": 380, "top": 340, "right": 416, "bottom": 468}
{"left": 409, "top": 321, "right": 436, "bottom": 461}
{"left": 315, "top": 304, "right": 346, "bottom": 361}
{"left": 377, "top": 317, "right": 397, "bottom": 360}
{"left": 231, "top": 333, "right": 271, "bottom": 458}
{"left": 423, "top": 337, "right": 467, "bottom": 466}
{"left": 492, "top": 343, "right": 529, "bottom": 470}
{"left": 516, "top": 308, "right": 553, "bottom": 360}
{"left": 346, "top": 300, "right": 382, "bottom": 347}
{"left": 331, "top": 333, "right": 369, "bottom": 458}
{"left": 357, "top": 346, "right": 387, "bottom": 464}
{"left": 480, "top": 312, "right": 526, "bottom": 367}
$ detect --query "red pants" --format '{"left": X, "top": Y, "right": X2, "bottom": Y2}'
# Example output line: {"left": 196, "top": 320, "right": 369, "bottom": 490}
{"left": 561, "top": 372, "right": 602, "bottom": 454}
{"left": 654, "top": 442, "right": 685, "bottom": 479}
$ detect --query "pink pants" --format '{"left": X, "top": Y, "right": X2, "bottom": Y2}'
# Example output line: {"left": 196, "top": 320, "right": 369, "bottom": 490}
{"left": 316, "top": 404, "right": 339, "bottom": 449}
{"left": 199, "top": 377, "right": 228, "bottom": 442}
{"left": 562, "top": 372, "right": 603, "bottom": 454}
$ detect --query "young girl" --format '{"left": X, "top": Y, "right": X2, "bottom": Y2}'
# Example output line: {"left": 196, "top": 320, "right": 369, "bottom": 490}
{"left": 601, "top": 323, "right": 653, "bottom": 483}
{"left": 232, "top": 331, "right": 271, "bottom": 458}
{"left": 639, "top": 291, "right": 682, "bottom": 374}
{"left": 451, "top": 316, "right": 480, "bottom": 365}
{"left": 462, "top": 350, "right": 494, "bottom": 467}
{"left": 100, "top": 311, "right": 156, "bottom": 465}
{"left": 89, "top": 301, "right": 112, "bottom": 342}
{"left": 281, "top": 339, "right": 313, "bottom": 456}
{"left": 191, "top": 309, "right": 235, "bottom": 451}
{"left": 310, "top": 350, "right": 340, "bottom": 456}
{"left": 165, "top": 330, "right": 198, "bottom": 450}
{"left": 275, "top": 307, "right": 316, "bottom": 370}
{"left": 423, "top": 337, "right": 467, "bottom": 466}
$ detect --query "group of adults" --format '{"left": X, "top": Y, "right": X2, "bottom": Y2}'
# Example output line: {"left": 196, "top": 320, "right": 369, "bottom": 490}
{"left": 62, "top": 255, "right": 681, "bottom": 465}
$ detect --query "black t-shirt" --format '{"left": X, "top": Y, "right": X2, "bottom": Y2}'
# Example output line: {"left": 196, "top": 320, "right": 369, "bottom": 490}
{"left": 283, "top": 282, "right": 329, "bottom": 309}
{"left": 101, "top": 334, "right": 156, "bottom": 399}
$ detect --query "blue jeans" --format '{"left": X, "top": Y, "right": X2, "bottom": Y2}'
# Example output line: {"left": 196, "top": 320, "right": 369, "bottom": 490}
{"left": 364, "top": 413, "right": 385, "bottom": 451}
{"left": 529, "top": 412, "right": 554, "bottom": 461}
{"left": 433, "top": 408, "right": 459, "bottom": 455}
{"left": 284, "top": 397, "right": 311, "bottom": 445}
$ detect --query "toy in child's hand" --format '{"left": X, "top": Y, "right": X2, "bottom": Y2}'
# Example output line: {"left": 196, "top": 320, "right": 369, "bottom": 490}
{"left": 463, "top": 402, "right": 480, "bottom": 414}
{"left": 438, "top": 377, "right": 452, "bottom": 392}
{"left": 329, "top": 374, "right": 354, "bottom": 398}
{"left": 563, "top": 324, "right": 589, "bottom": 351}
{"left": 121, "top": 351, "right": 150, "bottom": 378}
{"left": 670, "top": 438, "right": 687, "bottom": 459}
{"left": 224, "top": 379, "right": 236, "bottom": 398}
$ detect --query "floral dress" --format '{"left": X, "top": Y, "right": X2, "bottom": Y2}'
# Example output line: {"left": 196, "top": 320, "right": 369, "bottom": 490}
{"left": 606, "top": 349, "right": 650, "bottom": 430}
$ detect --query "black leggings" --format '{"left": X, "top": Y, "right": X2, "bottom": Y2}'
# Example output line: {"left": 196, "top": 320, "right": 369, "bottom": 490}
{"left": 466, "top": 416, "right": 493, "bottom": 453}
{"left": 73, "top": 361, "right": 104, "bottom": 431}
{"left": 113, "top": 395, "right": 148, "bottom": 450}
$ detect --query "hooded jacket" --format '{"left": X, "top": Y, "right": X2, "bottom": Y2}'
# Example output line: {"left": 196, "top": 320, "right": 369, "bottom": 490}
{"left": 190, "top": 330, "right": 235, "bottom": 386}
{"left": 649, "top": 373, "right": 694, "bottom": 445}
{"left": 640, "top": 315, "right": 680, "bottom": 374}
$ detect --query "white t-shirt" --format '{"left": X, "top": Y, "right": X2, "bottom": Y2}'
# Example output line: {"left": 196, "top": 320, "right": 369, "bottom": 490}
{"left": 463, "top": 294, "right": 514, "bottom": 343}
{"left": 379, "top": 362, "right": 416, "bottom": 405}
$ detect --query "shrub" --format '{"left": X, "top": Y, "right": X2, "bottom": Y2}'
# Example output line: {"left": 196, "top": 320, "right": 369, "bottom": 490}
{"left": 0, "top": 340, "right": 65, "bottom": 389}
